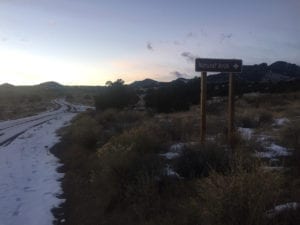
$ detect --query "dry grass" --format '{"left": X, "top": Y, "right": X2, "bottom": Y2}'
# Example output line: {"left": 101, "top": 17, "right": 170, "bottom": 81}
{"left": 0, "top": 96, "right": 53, "bottom": 120}
{"left": 197, "top": 168, "right": 283, "bottom": 225}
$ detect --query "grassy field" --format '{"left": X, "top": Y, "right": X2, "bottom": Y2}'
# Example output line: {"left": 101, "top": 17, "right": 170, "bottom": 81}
{"left": 52, "top": 91, "right": 300, "bottom": 225}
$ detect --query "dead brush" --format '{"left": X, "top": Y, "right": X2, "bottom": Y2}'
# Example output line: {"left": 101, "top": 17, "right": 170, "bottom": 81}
{"left": 196, "top": 164, "right": 283, "bottom": 225}
{"left": 279, "top": 121, "right": 300, "bottom": 175}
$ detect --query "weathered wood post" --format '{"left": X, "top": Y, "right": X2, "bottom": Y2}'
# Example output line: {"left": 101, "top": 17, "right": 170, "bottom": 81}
{"left": 200, "top": 72, "right": 207, "bottom": 144}
{"left": 228, "top": 72, "right": 235, "bottom": 146}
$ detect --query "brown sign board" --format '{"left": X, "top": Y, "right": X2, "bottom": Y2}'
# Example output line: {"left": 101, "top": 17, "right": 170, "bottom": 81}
{"left": 195, "top": 58, "right": 242, "bottom": 73}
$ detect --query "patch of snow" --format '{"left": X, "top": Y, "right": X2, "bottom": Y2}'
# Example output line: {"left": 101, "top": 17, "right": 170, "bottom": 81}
{"left": 262, "top": 166, "right": 285, "bottom": 171}
{"left": 256, "top": 143, "right": 291, "bottom": 158}
{"left": 163, "top": 165, "right": 182, "bottom": 179}
{"left": 257, "top": 134, "right": 271, "bottom": 143}
{"left": 272, "top": 118, "right": 290, "bottom": 127}
{"left": 238, "top": 127, "right": 254, "bottom": 140}
{"left": 160, "top": 152, "right": 180, "bottom": 160}
{"left": 266, "top": 202, "right": 300, "bottom": 218}
{"left": 169, "top": 143, "right": 185, "bottom": 153}
{"left": 160, "top": 143, "right": 186, "bottom": 160}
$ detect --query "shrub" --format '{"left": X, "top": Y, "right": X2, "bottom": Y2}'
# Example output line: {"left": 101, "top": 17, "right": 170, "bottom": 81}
{"left": 144, "top": 83, "right": 191, "bottom": 113}
{"left": 280, "top": 121, "right": 300, "bottom": 175}
{"left": 173, "top": 142, "right": 230, "bottom": 179}
{"left": 91, "top": 123, "right": 170, "bottom": 224}
{"left": 158, "top": 116, "right": 197, "bottom": 141}
{"left": 95, "top": 79, "right": 139, "bottom": 110}
{"left": 258, "top": 110, "right": 274, "bottom": 126}
{"left": 197, "top": 168, "right": 282, "bottom": 225}
{"left": 237, "top": 112, "right": 259, "bottom": 128}
{"left": 280, "top": 121, "right": 300, "bottom": 150}
{"left": 69, "top": 114, "right": 101, "bottom": 149}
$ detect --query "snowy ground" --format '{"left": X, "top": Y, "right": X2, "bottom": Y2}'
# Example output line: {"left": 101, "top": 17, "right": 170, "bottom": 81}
{"left": 0, "top": 99, "right": 91, "bottom": 225}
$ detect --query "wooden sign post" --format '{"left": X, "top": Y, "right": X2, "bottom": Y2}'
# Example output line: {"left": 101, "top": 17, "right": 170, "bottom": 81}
{"left": 200, "top": 72, "right": 207, "bottom": 144}
{"left": 195, "top": 58, "right": 242, "bottom": 145}
{"left": 228, "top": 73, "right": 234, "bottom": 145}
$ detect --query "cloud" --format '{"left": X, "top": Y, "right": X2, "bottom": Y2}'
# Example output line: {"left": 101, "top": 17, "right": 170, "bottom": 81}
{"left": 200, "top": 29, "right": 208, "bottom": 37}
{"left": 173, "top": 40, "right": 182, "bottom": 45}
{"left": 20, "top": 37, "right": 28, "bottom": 42}
{"left": 48, "top": 20, "right": 57, "bottom": 27}
{"left": 171, "top": 71, "right": 189, "bottom": 78}
{"left": 220, "top": 33, "right": 233, "bottom": 42}
{"left": 181, "top": 51, "right": 198, "bottom": 63}
{"left": 186, "top": 32, "right": 197, "bottom": 38}
{"left": 1, "top": 37, "right": 8, "bottom": 42}
{"left": 147, "top": 42, "right": 153, "bottom": 51}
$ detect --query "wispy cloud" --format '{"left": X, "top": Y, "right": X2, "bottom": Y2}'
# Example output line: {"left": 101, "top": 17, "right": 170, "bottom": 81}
{"left": 220, "top": 33, "right": 233, "bottom": 42}
{"left": 147, "top": 42, "right": 153, "bottom": 51}
{"left": 1, "top": 37, "right": 8, "bottom": 42}
{"left": 200, "top": 29, "right": 208, "bottom": 37}
{"left": 186, "top": 32, "right": 197, "bottom": 38}
{"left": 173, "top": 40, "right": 182, "bottom": 45}
{"left": 20, "top": 37, "right": 28, "bottom": 42}
{"left": 181, "top": 51, "right": 198, "bottom": 63}
{"left": 171, "top": 71, "right": 189, "bottom": 78}
{"left": 48, "top": 20, "right": 57, "bottom": 27}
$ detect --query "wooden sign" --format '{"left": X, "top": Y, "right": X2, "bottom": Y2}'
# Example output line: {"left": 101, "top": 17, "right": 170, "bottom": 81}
{"left": 195, "top": 58, "right": 242, "bottom": 73}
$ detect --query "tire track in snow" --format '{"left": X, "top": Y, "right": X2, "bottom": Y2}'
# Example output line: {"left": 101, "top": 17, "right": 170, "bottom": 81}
{"left": 0, "top": 99, "right": 90, "bottom": 225}
{"left": 0, "top": 100, "right": 75, "bottom": 147}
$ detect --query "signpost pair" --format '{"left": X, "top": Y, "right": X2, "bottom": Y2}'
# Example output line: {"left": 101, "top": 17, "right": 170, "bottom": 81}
{"left": 195, "top": 58, "right": 243, "bottom": 146}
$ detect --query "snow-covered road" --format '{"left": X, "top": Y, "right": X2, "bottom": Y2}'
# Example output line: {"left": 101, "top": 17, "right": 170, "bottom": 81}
{"left": 0, "top": 99, "right": 91, "bottom": 225}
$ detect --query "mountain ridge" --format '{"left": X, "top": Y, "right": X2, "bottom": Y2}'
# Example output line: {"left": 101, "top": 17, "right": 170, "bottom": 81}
{"left": 130, "top": 61, "right": 300, "bottom": 89}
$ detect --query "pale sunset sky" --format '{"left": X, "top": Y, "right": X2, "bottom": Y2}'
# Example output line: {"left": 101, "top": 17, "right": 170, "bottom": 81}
{"left": 0, "top": 0, "right": 299, "bottom": 85}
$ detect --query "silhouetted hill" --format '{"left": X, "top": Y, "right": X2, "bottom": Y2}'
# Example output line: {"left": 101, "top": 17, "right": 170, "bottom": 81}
{"left": 130, "top": 79, "right": 166, "bottom": 88}
{"left": 207, "top": 61, "right": 300, "bottom": 84}
{"left": 131, "top": 61, "right": 300, "bottom": 89}
{"left": 38, "top": 81, "right": 64, "bottom": 89}
{"left": 0, "top": 83, "right": 14, "bottom": 88}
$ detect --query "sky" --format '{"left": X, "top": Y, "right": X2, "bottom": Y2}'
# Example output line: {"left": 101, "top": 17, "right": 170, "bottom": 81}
{"left": 0, "top": 0, "right": 299, "bottom": 85}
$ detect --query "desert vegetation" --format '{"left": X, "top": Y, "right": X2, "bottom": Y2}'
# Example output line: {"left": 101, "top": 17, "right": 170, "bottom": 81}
{"left": 51, "top": 89, "right": 300, "bottom": 225}
{"left": 0, "top": 83, "right": 98, "bottom": 120}
{"left": 0, "top": 85, "right": 56, "bottom": 120}
{"left": 94, "top": 79, "right": 139, "bottom": 110}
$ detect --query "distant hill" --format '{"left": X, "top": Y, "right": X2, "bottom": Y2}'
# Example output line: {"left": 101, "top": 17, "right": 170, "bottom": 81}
{"left": 130, "top": 79, "right": 163, "bottom": 88}
{"left": 0, "top": 83, "right": 14, "bottom": 88}
{"left": 208, "top": 61, "right": 300, "bottom": 84}
{"left": 38, "top": 81, "right": 64, "bottom": 89}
